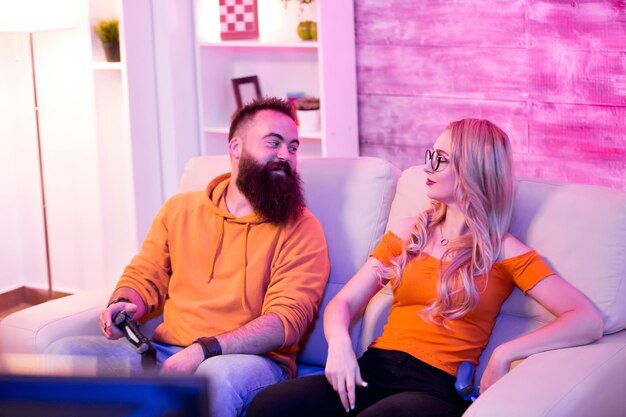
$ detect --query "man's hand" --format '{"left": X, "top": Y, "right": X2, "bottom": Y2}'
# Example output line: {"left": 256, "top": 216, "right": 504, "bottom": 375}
{"left": 100, "top": 302, "right": 138, "bottom": 340}
{"left": 324, "top": 339, "right": 367, "bottom": 413}
{"left": 160, "top": 343, "right": 205, "bottom": 375}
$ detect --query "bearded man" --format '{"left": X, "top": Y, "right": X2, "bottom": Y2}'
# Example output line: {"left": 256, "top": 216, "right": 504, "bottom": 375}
{"left": 46, "top": 98, "right": 330, "bottom": 417}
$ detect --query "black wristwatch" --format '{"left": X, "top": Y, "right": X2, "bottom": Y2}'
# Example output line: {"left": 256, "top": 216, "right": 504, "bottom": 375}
{"left": 107, "top": 297, "right": 131, "bottom": 307}
{"left": 194, "top": 336, "right": 222, "bottom": 360}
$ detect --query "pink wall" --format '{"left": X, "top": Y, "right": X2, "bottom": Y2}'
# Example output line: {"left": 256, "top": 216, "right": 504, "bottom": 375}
{"left": 354, "top": 0, "right": 626, "bottom": 191}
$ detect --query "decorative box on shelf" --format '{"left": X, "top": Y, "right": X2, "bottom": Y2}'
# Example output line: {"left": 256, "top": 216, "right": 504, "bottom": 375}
{"left": 219, "top": 0, "right": 259, "bottom": 40}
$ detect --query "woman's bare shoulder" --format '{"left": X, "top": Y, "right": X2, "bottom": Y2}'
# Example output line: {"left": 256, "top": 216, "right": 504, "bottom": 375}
{"left": 500, "top": 233, "right": 533, "bottom": 260}
{"left": 388, "top": 216, "right": 420, "bottom": 241}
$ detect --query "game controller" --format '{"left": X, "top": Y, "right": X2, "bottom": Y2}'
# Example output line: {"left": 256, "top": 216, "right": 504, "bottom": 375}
{"left": 113, "top": 310, "right": 152, "bottom": 355}
{"left": 455, "top": 361, "right": 480, "bottom": 402}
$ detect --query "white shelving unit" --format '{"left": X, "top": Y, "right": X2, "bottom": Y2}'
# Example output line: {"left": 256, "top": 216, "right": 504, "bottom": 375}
{"left": 195, "top": 0, "right": 359, "bottom": 157}
{"left": 87, "top": 0, "right": 139, "bottom": 284}
{"left": 85, "top": 0, "right": 202, "bottom": 278}
{"left": 92, "top": 61, "right": 122, "bottom": 70}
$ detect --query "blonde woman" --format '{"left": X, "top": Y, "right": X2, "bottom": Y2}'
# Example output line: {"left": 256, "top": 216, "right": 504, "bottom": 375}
{"left": 247, "top": 119, "right": 603, "bottom": 417}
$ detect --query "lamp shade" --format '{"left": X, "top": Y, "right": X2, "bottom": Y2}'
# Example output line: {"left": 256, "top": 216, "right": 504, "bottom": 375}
{"left": 0, "top": 0, "right": 76, "bottom": 33}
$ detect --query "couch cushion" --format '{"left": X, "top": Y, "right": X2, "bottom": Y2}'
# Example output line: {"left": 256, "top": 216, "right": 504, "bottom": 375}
{"left": 0, "top": 286, "right": 114, "bottom": 354}
{"left": 293, "top": 157, "right": 400, "bottom": 367}
{"left": 386, "top": 165, "right": 433, "bottom": 224}
{"left": 506, "top": 178, "right": 626, "bottom": 334}
{"left": 178, "top": 156, "right": 232, "bottom": 192}
{"left": 176, "top": 156, "right": 400, "bottom": 369}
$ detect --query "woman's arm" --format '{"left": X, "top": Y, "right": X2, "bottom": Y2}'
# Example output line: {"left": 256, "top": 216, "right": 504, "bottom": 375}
{"left": 480, "top": 273, "right": 604, "bottom": 392}
{"left": 323, "top": 256, "right": 386, "bottom": 412}
{"left": 324, "top": 218, "right": 416, "bottom": 411}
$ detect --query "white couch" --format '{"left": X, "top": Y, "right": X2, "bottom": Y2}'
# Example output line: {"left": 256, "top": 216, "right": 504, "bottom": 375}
{"left": 1, "top": 156, "right": 625, "bottom": 417}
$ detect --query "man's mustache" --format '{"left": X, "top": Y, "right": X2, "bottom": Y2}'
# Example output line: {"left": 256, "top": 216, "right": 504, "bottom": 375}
{"left": 265, "top": 160, "right": 293, "bottom": 176}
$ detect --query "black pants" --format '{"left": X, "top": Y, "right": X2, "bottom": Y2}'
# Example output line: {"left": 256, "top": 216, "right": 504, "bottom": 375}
{"left": 246, "top": 348, "right": 470, "bottom": 417}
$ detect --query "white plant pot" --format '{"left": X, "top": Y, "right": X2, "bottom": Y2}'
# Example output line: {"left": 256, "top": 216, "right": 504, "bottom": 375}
{"left": 296, "top": 109, "right": 320, "bottom": 133}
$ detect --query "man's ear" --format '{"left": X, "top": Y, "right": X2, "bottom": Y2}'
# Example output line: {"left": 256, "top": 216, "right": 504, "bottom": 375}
{"left": 229, "top": 137, "right": 242, "bottom": 159}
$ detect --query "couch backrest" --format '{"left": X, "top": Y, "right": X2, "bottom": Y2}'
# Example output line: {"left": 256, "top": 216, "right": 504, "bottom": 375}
{"left": 178, "top": 156, "right": 400, "bottom": 371}
{"left": 368, "top": 165, "right": 626, "bottom": 377}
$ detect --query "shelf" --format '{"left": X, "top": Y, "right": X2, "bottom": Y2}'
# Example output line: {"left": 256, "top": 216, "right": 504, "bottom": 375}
{"left": 198, "top": 40, "right": 318, "bottom": 49}
{"left": 196, "top": 1, "right": 358, "bottom": 157}
{"left": 93, "top": 62, "right": 122, "bottom": 70}
{"left": 298, "top": 131, "right": 322, "bottom": 140}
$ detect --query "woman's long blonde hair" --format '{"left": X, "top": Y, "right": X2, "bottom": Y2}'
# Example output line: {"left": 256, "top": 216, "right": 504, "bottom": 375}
{"left": 379, "top": 119, "right": 514, "bottom": 325}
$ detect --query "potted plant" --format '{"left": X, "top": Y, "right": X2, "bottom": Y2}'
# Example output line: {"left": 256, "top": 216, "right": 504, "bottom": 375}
{"left": 281, "top": 0, "right": 317, "bottom": 41}
{"left": 94, "top": 18, "right": 120, "bottom": 62}
{"left": 294, "top": 96, "right": 320, "bottom": 132}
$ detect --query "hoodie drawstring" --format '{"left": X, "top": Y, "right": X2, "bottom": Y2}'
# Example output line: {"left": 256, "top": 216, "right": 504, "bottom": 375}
{"left": 240, "top": 222, "right": 250, "bottom": 311}
{"left": 207, "top": 216, "right": 224, "bottom": 282}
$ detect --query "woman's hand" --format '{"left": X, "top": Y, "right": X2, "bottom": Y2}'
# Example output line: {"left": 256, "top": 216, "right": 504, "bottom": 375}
{"left": 324, "top": 339, "right": 367, "bottom": 413}
{"left": 160, "top": 343, "right": 204, "bottom": 375}
{"left": 479, "top": 272, "right": 604, "bottom": 394}
{"left": 479, "top": 346, "right": 511, "bottom": 393}
{"left": 322, "top": 257, "right": 383, "bottom": 412}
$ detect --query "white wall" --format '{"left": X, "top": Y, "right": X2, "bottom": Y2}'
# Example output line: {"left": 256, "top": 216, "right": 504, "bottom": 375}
{"left": 151, "top": 0, "right": 201, "bottom": 199}
{"left": 0, "top": 0, "right": 201, "bottom": 294}
{"left": 0, "top": 34, "right": 47, "bottom": 293}
{"left": 0, "top": 21, "right": 107, "bottom": 293}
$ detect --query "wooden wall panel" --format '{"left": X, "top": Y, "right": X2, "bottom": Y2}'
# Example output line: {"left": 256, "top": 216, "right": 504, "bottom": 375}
{"left": 356, "top": 0, "right": 525, "bottom": 47}
{"left": 529, "top": 102, "right": 626, "bottom": 160}
{"left": 526, "top": 0, "right": 626, "bottom": 51}
{"left": 529, "top": 49, "right": 626, "bottom": 106}
{"left": 354, "top": 0, "right": 626, "bottom": 191}
{"left": 358, "top": 47, "right": 626, "bottom": 107}
{"left": 358, "top": 45, "right": 529, "bottom": 101}
{"left": 360, "top": 143, "right": 427, "bottom": 172}
{"left": 358, "top": 94, "right": 529, "bottom": 151}
{"left": 513, "top": 154, "right": 626, "bottom": 191}
{"left": 361, "top": 145, "right": 626, "bottom": 191}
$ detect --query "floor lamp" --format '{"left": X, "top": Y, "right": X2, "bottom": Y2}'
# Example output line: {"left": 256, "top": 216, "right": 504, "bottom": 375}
{"left": 0, "top": 0, "right": 76, "bottom": 300}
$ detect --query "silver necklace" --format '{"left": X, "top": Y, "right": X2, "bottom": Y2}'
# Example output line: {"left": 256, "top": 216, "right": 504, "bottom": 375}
{"left": 439, "top": 225, "right": 449, "bottom": 246}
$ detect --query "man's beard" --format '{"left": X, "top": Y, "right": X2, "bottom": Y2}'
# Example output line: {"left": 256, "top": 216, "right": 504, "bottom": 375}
{"left": 236, "top": 151, "right": 305, "bottom": 226}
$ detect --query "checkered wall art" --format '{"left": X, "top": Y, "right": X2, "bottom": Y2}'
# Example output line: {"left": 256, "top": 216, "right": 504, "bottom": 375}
{"left": 219, "top": 0, "right": 259, "bottom": 40}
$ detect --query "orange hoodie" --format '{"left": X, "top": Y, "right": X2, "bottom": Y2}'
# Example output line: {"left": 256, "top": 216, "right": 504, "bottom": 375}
{"left": 115, "top": 174, "right": 330, "bottom": 377}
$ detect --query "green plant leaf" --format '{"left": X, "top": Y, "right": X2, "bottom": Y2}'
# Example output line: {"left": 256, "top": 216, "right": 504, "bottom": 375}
{"left": 94, "top": 18, "right": 119, "bottom": 43}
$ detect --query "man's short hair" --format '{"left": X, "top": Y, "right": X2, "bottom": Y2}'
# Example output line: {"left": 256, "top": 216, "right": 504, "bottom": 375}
{"left": 228, "top": 97, "right": 296, "bottom": 142}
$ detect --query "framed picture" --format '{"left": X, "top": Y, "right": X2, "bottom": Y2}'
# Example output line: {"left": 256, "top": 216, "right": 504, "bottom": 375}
{"left": 219, "top": 0, "right": 259, "bottom": 40}
{"left": 232, "top": 76, "right": 262, "bottom": 109}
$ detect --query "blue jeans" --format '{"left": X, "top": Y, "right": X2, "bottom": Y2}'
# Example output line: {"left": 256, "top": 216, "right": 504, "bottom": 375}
{"left": 45, "top": 336, "right": 288, "bottom": 417}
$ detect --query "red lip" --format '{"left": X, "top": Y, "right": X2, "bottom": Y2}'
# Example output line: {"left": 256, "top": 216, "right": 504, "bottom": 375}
{"left": 426, "top": 179, "right": 435, "bottom": 186}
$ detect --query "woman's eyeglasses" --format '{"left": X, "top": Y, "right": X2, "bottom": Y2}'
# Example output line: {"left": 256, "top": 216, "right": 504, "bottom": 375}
{"left": 425, "top": 149, "right": 449, "bottom": 172}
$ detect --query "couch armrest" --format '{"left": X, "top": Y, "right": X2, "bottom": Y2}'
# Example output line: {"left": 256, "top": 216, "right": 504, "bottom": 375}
{"left": 463, "top": 331, "right": 626, "bottom": 417}
{"left": 0, "top": 286, "right": 112, "bottom": 354}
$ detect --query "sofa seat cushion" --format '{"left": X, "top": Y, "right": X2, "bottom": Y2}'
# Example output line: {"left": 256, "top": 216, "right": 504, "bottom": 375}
{"left": 507, "top": 179, "right": 626, "bottom": 334}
